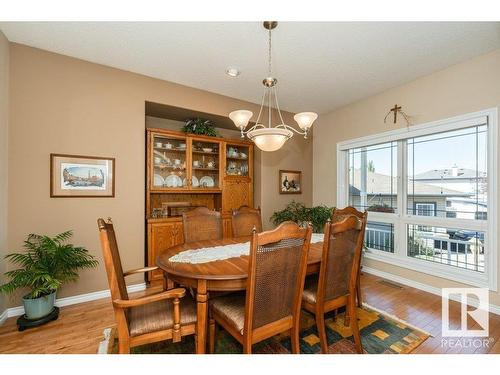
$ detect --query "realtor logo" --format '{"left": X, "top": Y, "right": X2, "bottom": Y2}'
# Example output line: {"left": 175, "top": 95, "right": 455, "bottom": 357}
{"left": 442, "top": 288, "right": 489, "bottom": 337}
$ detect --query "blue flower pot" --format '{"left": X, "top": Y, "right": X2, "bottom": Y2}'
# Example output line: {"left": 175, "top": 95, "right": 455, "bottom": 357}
{"left": 22, "top": 291, "right": 56, "bottom": 320}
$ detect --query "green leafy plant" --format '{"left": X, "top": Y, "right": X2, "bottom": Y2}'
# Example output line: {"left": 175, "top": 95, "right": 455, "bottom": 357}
{"left": 0, "top": 231, "right": 98, "bottom": 299}
{"left": 271, "top": 201, "right": 334, "bottom": 233}
{"left": 182, "top": 118, "right": 220, "bottom": 137}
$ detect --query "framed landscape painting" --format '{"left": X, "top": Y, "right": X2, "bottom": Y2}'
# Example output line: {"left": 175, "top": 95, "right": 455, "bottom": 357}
{"left": 50, "top": 154, "right": 115, "bottom": 197}
{"left": 279, "top": 170, "right": 302, "bottom": 194}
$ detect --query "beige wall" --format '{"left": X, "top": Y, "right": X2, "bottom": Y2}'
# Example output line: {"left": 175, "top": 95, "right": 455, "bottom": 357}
{"left": 6, "top": 43, "right": 312, "bottom": 307}
{"left": 0, "top": 32, "right": 9, "bottom": 313}
{"left": 259, "top": 131, "right": 313, "bottom": 228}
{"left": 313, "top": 48, "right": 500, "bottom": 304}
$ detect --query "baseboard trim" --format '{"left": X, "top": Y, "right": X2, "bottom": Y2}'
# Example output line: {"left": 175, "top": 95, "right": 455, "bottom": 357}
{"left": 0, "top": 283, "right": 146, "bottom": 322}
{"left": 363, "top": 266, "right": 500, "bottom": 316}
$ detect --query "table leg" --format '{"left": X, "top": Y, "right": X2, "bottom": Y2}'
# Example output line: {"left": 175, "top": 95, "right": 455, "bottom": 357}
{"left": 195, "top": 280, "right": 208, "bottom": 354}
{"left": 163, "top": 272, "right": 178, "bottom": 291}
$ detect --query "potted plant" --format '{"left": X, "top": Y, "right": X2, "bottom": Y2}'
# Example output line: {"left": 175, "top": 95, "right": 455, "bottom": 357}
{"left": 271, "top": 201, "right": 334, "bottom": 233}
{"left": 0, "top": 231, "right": 98, "bottom": 320}
{"left": 182, "top": 118, "right": 220, "bottom": 137}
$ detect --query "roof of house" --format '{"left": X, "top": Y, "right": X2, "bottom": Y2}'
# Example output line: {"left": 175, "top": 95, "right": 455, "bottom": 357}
{"left": 413, "top": 167, "right": 486, "bottom": 180}
{"left": 349, "top": 169, "right": 471, "bottom": 197}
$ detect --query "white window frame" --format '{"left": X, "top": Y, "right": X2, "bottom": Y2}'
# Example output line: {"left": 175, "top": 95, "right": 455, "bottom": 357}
{"left": 415, "top": 203, "right": 436, "bottom": 217}
{"left": 337, "top": 108, "right": 498, "bottom": 290}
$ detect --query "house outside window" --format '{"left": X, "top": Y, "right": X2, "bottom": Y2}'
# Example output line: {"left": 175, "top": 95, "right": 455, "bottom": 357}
{"left": 338, "top": 108, "right": 497, "bottom": 289}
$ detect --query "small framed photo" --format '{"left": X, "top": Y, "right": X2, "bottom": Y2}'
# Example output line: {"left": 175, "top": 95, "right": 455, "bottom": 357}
{"left": 279, "top": 170, "right": 302, "bottom": 194}
{"left": 50, "top": 154, "right": 115, "bottom": 197}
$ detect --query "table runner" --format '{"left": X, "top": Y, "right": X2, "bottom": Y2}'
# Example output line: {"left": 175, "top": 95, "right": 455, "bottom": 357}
{"left": 169, "top": 233, "right": 324, "bottom": 264}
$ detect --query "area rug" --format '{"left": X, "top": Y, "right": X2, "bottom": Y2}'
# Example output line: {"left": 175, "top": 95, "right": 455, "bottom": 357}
{"left": 99, "top": 305, "right": 430, "bottom": 354}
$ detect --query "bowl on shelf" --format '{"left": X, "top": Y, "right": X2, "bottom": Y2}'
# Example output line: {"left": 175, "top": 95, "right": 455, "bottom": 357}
{"left": 202, "top": 147, "right": 213, "bottom": 153}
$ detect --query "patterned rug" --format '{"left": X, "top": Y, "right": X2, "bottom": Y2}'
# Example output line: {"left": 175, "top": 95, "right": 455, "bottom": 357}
{"left": 100, "top": 305, "right": 430, "bottom": 354}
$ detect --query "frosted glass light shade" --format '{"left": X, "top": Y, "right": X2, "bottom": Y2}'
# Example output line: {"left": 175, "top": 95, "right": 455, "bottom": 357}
{"left": 247, "top": 127, "right": 293, "bottom": 152}
{"left": 229, "top": 110, "right": 253, "bottom": 130}
{"left": 294, "top": 112, "right": 318, "bottom": 131}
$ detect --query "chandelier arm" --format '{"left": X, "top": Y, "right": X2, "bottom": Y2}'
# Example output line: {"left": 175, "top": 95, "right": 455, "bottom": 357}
{"left": 273, "top": 86, "right": 287, "bottom": 126}
{"left": 254, "top": 89, "right": 267, "bottom": 127}
{"left": 276, "top": 123, "right": 307, "bottom": 136}
{"left": 240, "top": 123, "right": 265, "bottom": 135}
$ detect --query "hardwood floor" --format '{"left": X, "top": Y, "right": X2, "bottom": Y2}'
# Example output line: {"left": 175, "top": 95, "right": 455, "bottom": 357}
{"left": 1, "top": 273, "right": 499, "bottom": 354}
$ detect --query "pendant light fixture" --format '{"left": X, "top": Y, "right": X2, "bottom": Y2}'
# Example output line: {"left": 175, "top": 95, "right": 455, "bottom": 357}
{"left": 229, "top": 21, "right": 318, "bottom": 152}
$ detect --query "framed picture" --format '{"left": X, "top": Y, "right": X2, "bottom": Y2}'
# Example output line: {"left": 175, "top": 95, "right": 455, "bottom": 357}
{"left": 279, "top": 170, "right": 302, "bottom": 194}
{"left": 50, "top": 154, "right": 115, "bottom": 197}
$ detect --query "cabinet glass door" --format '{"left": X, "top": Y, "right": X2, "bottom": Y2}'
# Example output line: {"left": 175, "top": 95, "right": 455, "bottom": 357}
{"left": 151, "top": 134, "right": 188, "bottom": 190}
{"left": 190, "top": 139, "right": 220, "bottom": 190}
{"left": 225, "top": 143, "right": 250, "bottom": 177}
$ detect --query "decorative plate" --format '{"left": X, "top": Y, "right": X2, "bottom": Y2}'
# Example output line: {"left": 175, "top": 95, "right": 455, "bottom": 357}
{"left": 192, "top": 175, "right": 199, "bottom": 187}
{"left": 183, "top": 176, "right": 199, "bottom": 188}
{"left": 154, "top": 174, "right": 164, "bottom": 186}
{"left": 199, "top": 176, "right": 215, "bottom": 188}
{"left": 165, "top": 174, "right": 183, "bottom": 188}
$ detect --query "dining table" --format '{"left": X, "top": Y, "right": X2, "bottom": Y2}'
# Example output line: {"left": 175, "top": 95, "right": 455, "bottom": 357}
{"left": 156, "top": 235, "right": 324, "bottom": 354}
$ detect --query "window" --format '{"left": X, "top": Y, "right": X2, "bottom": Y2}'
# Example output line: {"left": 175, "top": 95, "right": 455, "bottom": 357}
{"left": 475, "top": 211, "right": 488, "bottom": 220}
{"left": 348, "top": 142, "right": 397, "bottom": 213}
{"left": 337, "top": 109, "right": 497, "bottom": 289}
{"left": 407, "top": 125, "right": 488, "bottom": 219}
{"left": 365, "top": 222, "right": 394, "bottom": 253}
{"left": 415, "top": 203, "right": 436, "bottom": 217}
{"left": 407, "top": 225, "right": 485, "bottom": 273}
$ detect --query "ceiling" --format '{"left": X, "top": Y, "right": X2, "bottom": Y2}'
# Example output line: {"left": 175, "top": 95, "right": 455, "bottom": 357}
{"left": 1, "top": 22, "right": 500, "bottom": 114}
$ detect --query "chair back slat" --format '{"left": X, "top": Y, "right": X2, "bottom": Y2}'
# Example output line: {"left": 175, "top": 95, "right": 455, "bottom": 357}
{"left": 231, "top": 206, "right": 263, "bottom": 237}
{"left": 182, "top": 207, "right": 222, "bottom": 243}
{"left": 97, "top": 218, "right": 129, "bottom": 301}
{"left": 245, "top": 222, "right": 311, "bottom": 331}
{"left": 319, "top": 214, "right": 366, "bottom": 301}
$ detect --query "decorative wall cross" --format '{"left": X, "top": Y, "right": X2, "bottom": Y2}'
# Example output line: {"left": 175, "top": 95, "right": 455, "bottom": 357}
{"left": 384, "top": 104, "right": 411, "bottom": 126}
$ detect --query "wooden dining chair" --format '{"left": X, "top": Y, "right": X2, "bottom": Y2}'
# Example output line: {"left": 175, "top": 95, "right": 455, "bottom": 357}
{"left": 331, "top": 206, "right": 367, "bottom": 307}
{"left": 208, "top": 221, "right": 312, "bottom": 354}
{"left": 231, "top": 205, "right": 263, "bottom": 238}
{"left": 97, "top": 218, "right": 197, "bottom": 354}
{"left": 301, "top": 215, "right": 367, "bottom": 353}
{"left": 182, "top": 206, "right": 222, "bottom": 243}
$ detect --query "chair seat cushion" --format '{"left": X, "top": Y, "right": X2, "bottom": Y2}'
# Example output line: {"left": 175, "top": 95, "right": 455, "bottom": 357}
{"left": 210, "top": 292, "right": 246, "bottom": 335}
{"left": 128, "top": 294, "right": 197, "bottom": 337}
{"left": 302, "top": 277, "right": 318, "bottom": 305}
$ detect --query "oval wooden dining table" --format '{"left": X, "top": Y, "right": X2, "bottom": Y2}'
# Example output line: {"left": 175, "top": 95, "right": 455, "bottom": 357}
{"left": 156, "top": 236, "right": 324, "bottom": 354}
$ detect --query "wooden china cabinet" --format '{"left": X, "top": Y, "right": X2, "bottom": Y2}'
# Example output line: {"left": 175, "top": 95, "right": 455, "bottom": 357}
{"left": 146, "top": 128, "right": 254, "bottom": 282}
